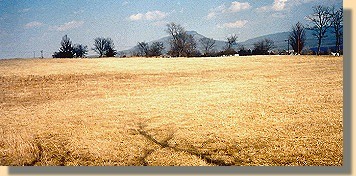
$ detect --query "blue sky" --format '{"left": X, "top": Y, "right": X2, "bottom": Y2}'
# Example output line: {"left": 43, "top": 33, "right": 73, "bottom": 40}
{"left": 0, "top": 0, "right": 342, "bottom": 58}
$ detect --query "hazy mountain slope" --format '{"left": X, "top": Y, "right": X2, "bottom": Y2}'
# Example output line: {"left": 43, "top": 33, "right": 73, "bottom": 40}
{"left": 239, "top": 28, "right": 338, "bottom": 51}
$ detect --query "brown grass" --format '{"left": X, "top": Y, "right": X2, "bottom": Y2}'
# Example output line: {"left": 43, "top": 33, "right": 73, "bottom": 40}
{"left": 0, "top": 55, "right": 343, "bottom": 166}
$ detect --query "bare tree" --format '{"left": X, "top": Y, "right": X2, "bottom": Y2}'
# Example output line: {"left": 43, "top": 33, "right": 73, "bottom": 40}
{"left": 225, "top": 34, "right": 238, "bottom": 50}
{"left": 199, "top": 37, "right": 216, "bottom": 56}
{"left": 329, "top": 6, "right": 343, "bottom": 54}
{"left": 252, "top": 38, "right": 275, "bottom": 55}
{"left": 165, "top": 22, "right": 197, "bottom": 57}
{"left": 219, "top": 34, "right": 238, "bottom": 56}
{"left": 307, "top": 5, "right": 331, "bottom": 55}
{"left": 93, "top": 37, "right": 116, "bottom": 57}
{"left": 137, "top": 42, "right": 150, "bottom": 57}
{"left": 149, "top": 42, "right": 164, "bottom": 57}
{"left": 183, "top": 34, "right": 198, "bottom": 56}
{"left": 53, "top": 35, "right": 74, "bottom": 58}
{"left": 93, "top": 37, "right": 107, "bottom": 57}
{"left": 289, "top": 22, "right": 306, "bottom": 55}
{"left": 73, "top": 44, "right": 88, "bottom": 58}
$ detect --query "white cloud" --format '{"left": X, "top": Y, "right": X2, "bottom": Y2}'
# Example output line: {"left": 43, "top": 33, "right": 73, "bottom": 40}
{"left": 228, "top": 2, "right": 252, "bottom": 12}
{"left": 256, "top": 0, "right": 316, "bottom": 12}
{"left": 272, "top": 0, "right": 288, "bottom": 11}
{"left": 129, "top": 10, "right": 168, "bottom": 21}
{"left": 24, "top": 21, "right": 43, "bottom": 28}
{"left": 217, "top": 20, "right": 248, "bottom": 28}
{"left": 129, "top": 13, "right": 144, "bottom": 21}
{"left": 52, "top": 21, "right": 84, "bottom": 31}
{"left": 256, "top": 0, "right": 288, "bottom": 12}
{"left": 255, "top": 6, "right": 270, "bottom": 12}
{"left": 145, "top": 11, "right": 167, "bottom": 20}
{"left": 206, "top": 12, "right": 217, "bottom": 19}
{"left": 206, "top": 5, "right": 225, "bottom": 19}
{"left": 207, "top": 1, "right": 251, "bottom": 19}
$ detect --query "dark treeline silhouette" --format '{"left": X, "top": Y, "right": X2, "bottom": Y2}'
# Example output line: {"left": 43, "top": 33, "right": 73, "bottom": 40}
{"left": 52, "top": 4, "right": 342, "bottom": 58}
{"left": 93, "top": 37, "right": 116, "bottom": 57}
{"left": 53, "top": 36, "right": 116, "bottom": 58}
{"left": 329, "top": 6, "right": 343, "bottom": 54}
{"left": 306, "top": 5, "right": 343, "bottom": 55}
{"left": 237, "top": 45, "right": 252, "bottom": 56}
{"left": 252, "top": 39, "right": 275, "bottom": 55}
{"left": 199, "top": 37, "right": 216, "bottom": 57}
{"left": 165, "top": 22, "right": 199, "bottom": 57}
{"left": 73, "top": 44, "right": 88, "bottom": 58}
{"left": 289, "top": 22, "right": 306, "bottom": 55}
{"left": 218, "top": 34, "right": 238, "bottom": 56}
{"left": 136, "top": 41, "right": 165, "bottom": 57}
{"left": 53, "top": 35, "right": 88, "bottom": 58}
{"left": 307, "top": 5, "right": 331, "bottom": 55}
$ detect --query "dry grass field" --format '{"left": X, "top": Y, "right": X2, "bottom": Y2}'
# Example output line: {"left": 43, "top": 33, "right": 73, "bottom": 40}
{"left": 0, "top": 55, "right": 342, "bottom": 166}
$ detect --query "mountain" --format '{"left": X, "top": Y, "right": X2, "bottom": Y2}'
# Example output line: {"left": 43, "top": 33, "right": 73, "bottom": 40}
{"left": 239, "top": 28, "right": 339, "bottom": 52}
{"left": 120, "top": 28, "right": 339, "bottom": 56}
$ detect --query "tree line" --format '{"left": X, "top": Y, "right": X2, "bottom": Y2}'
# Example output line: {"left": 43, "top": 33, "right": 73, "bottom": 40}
{"left": 52, "top": 5, "right": 342, "bottom": 58}
{"left": 53, "top": 36, "right": 117, "bottom": 58}
{"left": 289, "top": 5, "right": 343, "bottom": 55}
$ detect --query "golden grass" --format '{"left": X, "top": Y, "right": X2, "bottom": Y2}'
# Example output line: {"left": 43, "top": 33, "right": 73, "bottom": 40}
{"left": 0, "top": 55, "right": 343, "bottom": 166}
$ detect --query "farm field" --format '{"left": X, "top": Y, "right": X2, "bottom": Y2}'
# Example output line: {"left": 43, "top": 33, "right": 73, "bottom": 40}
{"left": 0, "top": 55, "right": 343, "bottom": 166}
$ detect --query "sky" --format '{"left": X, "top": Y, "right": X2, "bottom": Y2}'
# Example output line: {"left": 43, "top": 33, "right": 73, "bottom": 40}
{"left": 0, "top": 0, "right": 342, "bottom": 59}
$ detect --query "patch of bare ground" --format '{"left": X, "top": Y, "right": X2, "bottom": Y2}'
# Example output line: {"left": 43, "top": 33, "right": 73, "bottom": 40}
{"left": 0, "top": 56, "right": 342, "bottom": 166}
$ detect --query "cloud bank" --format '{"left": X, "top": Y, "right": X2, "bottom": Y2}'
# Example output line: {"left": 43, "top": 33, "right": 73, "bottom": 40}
{"left": 24, "top": 21, "right": 43, "bottom": 29}
{"left": 52, "top": 21, "right": 84, "bottom": 31}
{"left": 207, "top": 1, "right": 251, "bottom": 19}
{"left": 129, "top": 11, "right": 168, "bottom": 21}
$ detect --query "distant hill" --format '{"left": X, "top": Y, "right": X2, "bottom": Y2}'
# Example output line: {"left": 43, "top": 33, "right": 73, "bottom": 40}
{"left": 120, "top": 28, "right": 340, "bottom": 56}
{"left": 239, "top": 27, "right": 339, "bottom": 52}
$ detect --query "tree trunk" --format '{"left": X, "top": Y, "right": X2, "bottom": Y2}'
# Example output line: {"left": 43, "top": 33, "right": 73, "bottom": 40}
{"left": 317, "top": 37, "right": 322, "bottom": 55}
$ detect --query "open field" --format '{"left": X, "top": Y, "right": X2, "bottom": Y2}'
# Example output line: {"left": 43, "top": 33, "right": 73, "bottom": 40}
{"left": 0, "top": 55, "right": 342, "bottom": 166}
